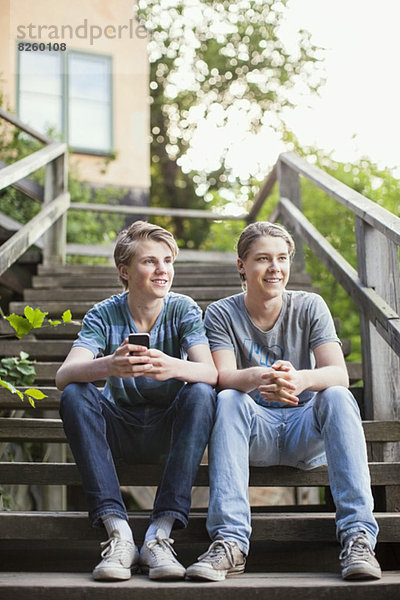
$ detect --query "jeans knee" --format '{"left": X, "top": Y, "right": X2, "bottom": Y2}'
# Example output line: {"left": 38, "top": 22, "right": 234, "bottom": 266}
{"left": 314, "top": 386, "right": 360, "bottom": 420}
{"left": 178, "top": 382, "right": 216, "bottom": 414}
{"left": 216, "top": 389, "right": 254, "bottom": 419}
{"left": 59, "top": 382, "right": 93, "bottom": 420}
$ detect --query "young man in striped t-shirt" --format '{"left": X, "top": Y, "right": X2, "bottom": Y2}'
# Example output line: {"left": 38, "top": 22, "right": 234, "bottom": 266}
{"left": 56, "top": 221, "right": 217, "bottom": 582}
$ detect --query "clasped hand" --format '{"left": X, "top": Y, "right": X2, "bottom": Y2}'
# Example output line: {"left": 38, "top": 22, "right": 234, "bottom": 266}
{"left": 108, "top": 339, "right": 177, "bottom": 381}
{"left": 258, "top": 360, "right": 304, "bottom": 406}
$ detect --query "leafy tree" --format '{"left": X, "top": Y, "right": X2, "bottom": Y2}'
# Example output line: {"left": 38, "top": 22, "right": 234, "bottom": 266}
{"left": 138, "top": 0, "right": 324, "bottom": 247}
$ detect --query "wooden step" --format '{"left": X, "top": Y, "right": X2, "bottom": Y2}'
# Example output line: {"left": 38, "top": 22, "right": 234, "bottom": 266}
{"left": 37, "top": 263, "right": 313, "bottom": 279}
{"left": 0, "top": 571, "right": 399, "bottom": 600}
{"left": 0, "top": 340, "right": 72, "bottom": 360}
{"left": 0, "top": 511, "right": 399, "bottom": 543}
{"left": 0, "top": 459, "right": 399, "bottom": 488}
{"left": 31, "top": 271, "right": 313, "bottom": 289}
{"left": 8, "top": 300, "right": 237, "bottom": 317}
{"left": 23, "top": 286, "right": 244, "bottom": 303}
{"left": 1, "top": 416, "right": 399, "bottom": 441}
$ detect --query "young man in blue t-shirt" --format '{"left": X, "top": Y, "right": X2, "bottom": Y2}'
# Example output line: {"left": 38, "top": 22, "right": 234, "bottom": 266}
{"left": 56, "top": 221, "right": 217, "bottom": 582}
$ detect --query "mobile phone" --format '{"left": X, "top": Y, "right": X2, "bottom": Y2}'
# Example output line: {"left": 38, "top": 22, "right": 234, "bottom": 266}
{"left": 129, "top": 333, "right": 150, "bottom": 356}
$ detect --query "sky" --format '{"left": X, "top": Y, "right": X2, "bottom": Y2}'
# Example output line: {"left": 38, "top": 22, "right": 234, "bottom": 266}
{"left": 182, "top": 0, "right": 400, "bottom": 181}
{"left": 279, "top": 0, "right": 400, "bottom": 173}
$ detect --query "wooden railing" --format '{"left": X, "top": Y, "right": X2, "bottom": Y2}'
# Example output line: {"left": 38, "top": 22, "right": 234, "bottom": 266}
{"left": 1, "top": 110, "right": 399, "bottom": 434}
{"left": 0, "top": 107, "right": 70, "bottom": 274}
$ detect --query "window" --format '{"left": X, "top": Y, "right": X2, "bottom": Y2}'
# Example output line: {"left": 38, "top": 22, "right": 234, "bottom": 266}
{"left": 18, "top": 48, "right": 113, "bottom": 155}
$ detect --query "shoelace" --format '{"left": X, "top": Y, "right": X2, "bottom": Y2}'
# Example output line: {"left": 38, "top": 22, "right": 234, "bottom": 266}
{"left": 339, "top": 535, "right": 375, "bottom": 562}
{"left": 100, "top": 537, "right": 131, "bottom": 560}
{"left": 147, "top": 534, "right": 178, "bottom": 559}
{"left": 197, "top": 540, "right": 236, "bottom": 567}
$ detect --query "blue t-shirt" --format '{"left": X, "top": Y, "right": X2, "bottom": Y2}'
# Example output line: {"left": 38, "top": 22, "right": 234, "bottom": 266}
{"left": 73, "top": 291, "right": 208, "bottom": 408}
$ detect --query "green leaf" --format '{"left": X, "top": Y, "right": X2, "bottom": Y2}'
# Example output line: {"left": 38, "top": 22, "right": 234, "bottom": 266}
{"left": 19, "top": 351, "right": 30, "bottom": 361}
{"left": 24, "top": 388, "right": 48, "bottom": 400}
{"left": 24, "top": 306, "right": 48, "bottom": 329}
{"left": 0, "top": 378, "right": 24, "bottom": 399}
{"left": 16, "top": 363, "right": 36, "bottom": 376}
{"left": 5, "top": 314, "right": 32, "bottom": 338}
{"left": 62, "top": 310, "right": 72, "bottom": 323}
{"left": 49, "top": 320, "right": 61, "bottom": 327}
{"left": 1, "top": 357, "right": 18, "bottom": 368}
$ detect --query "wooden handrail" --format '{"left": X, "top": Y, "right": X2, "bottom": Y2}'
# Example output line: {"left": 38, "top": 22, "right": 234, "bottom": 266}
{"left": 0, "top": 142, "right": 67, "bottom": 192}
{"left": 246, "top": 163, "right": 278, "bottom": 223}
{"left": 279, "top": 152, "right": 400, "bottom": 246}
{"left": 69, "top": 202, "right": 246, "bottom": 221}
{"left": 0, "top": 192, "right": 70, "bottom": 277}
{"left": 0, "top": 107, "right": 52, "bottom": 145}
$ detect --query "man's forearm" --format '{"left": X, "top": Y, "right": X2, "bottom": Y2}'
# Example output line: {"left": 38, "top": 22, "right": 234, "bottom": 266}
{"left": 300, "top": 365, "right": 349, "bottom": 392}
{"left": 217, "top": 366, "right": 265, "bottom": 393}
{"left": 56, "top": 356, "right": 112, "bottom": 390}
{"left": 173, "top": 359, "right": 217, "bottom": 386}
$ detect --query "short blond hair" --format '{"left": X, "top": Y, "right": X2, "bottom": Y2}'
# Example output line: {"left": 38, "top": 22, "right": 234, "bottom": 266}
{"left": 114, "top": 221, "right": 179, "bottom": 289}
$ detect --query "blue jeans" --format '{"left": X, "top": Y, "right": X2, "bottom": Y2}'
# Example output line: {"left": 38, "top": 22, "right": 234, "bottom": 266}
{"left": 206, "top": 386, "right": 379, "bottom": 555}
{"left": 60, "top": 382, "right": 216, "bottom": 529}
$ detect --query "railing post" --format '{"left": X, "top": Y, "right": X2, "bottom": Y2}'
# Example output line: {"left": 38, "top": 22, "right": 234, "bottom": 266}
{"left": 42, "top": 151, "right": 67, "bottom": 265}
{"left": 278, "top": 160, "right": 305, "bottom": 272}
{"left": 355, "top": 216, "right": 400, "bottom": 422}
{"left": 355, "top": 216, "right": 400, "bottom": 503}
{"left": 42, "top": 150, "right": 68, "bottom": 510}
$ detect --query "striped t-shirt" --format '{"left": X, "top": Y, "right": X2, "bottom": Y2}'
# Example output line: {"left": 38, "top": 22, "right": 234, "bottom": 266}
{"left": 73, "top": 291, "right": 208, "bottom": 408}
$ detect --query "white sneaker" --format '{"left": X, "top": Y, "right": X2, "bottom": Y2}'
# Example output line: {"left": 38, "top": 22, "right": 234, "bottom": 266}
{"left": 92, "top": 533, "right": 139, "bottom": 581}
{"left": 139, "top": 528, "right": 186, "bottom": 580}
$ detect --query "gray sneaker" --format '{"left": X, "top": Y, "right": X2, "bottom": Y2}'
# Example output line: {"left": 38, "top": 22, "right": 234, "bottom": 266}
{"left": 139, "top": 528, "right": 186, "bottom": 580}
{"left": 340, "top": 533, "right": 382, "bottom": 580}
{"left": 92, "top": 534, "right": 139, "bottom": 581}
{"left": 186, "top": 538, "right": 246, "bottom": 582}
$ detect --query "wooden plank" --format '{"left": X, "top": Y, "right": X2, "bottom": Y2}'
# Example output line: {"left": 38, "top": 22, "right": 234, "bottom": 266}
{"left": 42, "top": 153, "right": 68, "bottom": 266}
{"left": 0, "top": 387, "right": 61, "bottom": 409}
{"left": 34, "top": 272, "right": 308, "bottom": 289}
{"left": 0, "top": 340, "right": 72, "bottom": 359}
{"left": 0, "top": 571, "right": 400, "bottom": 600}
{"left": 0, "top": 460, "right": 399, "bottom": 487}
{"left": 0, "top": 192, "right": 70, "bottom": 277}
{"left": 24, "top": 282, "right": 314, "bottom": 302}
{"left": 355, "top": 216, "right": 400, "bottom": 425}
{"left": 0, "top": 143, "right": 67, "bottom": 192}
{"left": 278, "top": 160, "right": 305, "bottom": 272}
{"left": 279, "top": 152, "right": 400, "bottom": 246}
{"left": 246, "top": 163, "right": 277, "bottom": 223}
{"left": 0, "top": 511, "right": 399, "bottom": 542}
{"left": 35, "top": 263, "right": 311, "bottom": 279}
{"left": 68, "top": 202, "right": 247, "bottom": 222}
{"left": 0, "top": 411, "right": 396, "bottom": 441}
{"left": 0, "top": 160, "right": 44, "bottom": 203}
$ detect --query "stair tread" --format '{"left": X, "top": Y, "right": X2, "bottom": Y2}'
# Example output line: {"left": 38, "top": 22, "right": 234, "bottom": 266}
{"left": 0, "top": 571, "right": 398, "bottom": 600}
{"left": 0, "top": 459, "right": 399, "bottom": 487}
{"left": 0, "top": 511, "right": 399, "bottom": 542}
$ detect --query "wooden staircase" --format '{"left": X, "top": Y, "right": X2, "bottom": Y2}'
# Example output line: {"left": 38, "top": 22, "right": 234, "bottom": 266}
{"left": 0, "top": 261, "right": 400, "bottom": 598}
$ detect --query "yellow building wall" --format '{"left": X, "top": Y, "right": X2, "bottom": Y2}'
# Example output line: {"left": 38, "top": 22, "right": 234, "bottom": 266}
{"left": 0, "top": 0, "right": 150, "bottom": 192}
